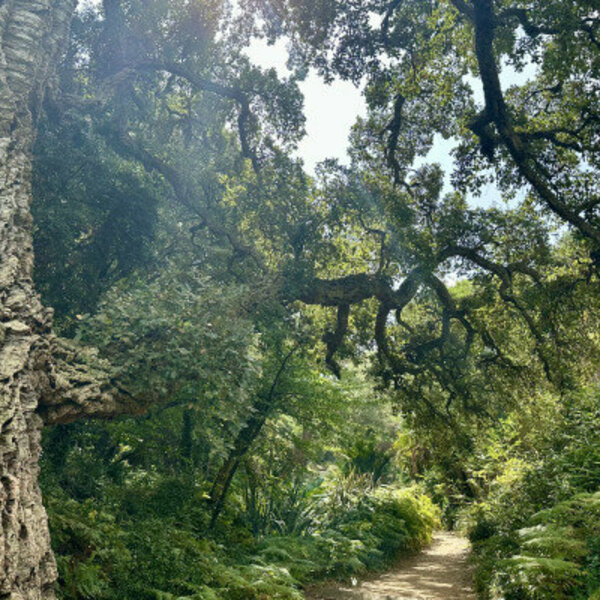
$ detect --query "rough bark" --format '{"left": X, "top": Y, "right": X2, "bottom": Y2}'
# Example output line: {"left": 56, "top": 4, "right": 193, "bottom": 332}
{"left": 39, "top": 337, "right": 144, "bottom": 425}
{"left": 0, "top": 2, "right": 77, "bottom": 598}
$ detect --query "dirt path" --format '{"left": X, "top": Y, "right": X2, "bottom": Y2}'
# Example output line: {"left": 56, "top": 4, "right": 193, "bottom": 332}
{"left": 305, "top": 532, "right": 476, "bottom": 600}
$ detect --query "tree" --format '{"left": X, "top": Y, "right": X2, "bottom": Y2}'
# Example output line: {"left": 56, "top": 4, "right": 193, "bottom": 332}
{"left": 0, "top": 1, "right": 149, "bottom": 596}
{"left": 34, "top": 0, "right": 600, "bottom": 446}
{"left": 0, "top": 2, "right": 86, "bottom": 597}
{"left": 0, "top": 0, "right": 305, "bottom": 593}
{"left": 242, "top": 0, "right": 600, "bottom": 241}
{"left": 234, "top": 0, "right": 600, "bottom": 394}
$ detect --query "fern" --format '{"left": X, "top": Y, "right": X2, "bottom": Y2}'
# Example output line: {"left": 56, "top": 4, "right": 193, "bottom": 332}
{"left": 518, "top": 525, "right": 588, "bottom": 560}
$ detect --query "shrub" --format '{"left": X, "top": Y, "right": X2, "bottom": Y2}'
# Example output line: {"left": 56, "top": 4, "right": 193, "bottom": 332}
{"left": 46, "top": 477, "right": 438, "bottom": 599}
{"left": 471, "top": 492, "right": 600, "bottom": 600}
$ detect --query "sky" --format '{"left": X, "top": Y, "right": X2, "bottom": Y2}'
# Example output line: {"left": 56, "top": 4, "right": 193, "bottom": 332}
{"left": 245, "top": 37, "right": 368, "bottom": 174}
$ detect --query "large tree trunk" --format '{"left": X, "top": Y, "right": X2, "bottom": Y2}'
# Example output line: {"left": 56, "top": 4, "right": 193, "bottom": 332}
{"left": 0, "top": 2, "right": 77, "bottom": 597}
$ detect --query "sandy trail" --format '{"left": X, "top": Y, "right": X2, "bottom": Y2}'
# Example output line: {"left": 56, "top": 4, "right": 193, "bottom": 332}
{"left": 305, "top": 532, "right": 476, "bottom": 600}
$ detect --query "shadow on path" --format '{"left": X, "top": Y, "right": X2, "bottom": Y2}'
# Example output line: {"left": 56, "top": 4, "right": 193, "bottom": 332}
{"left": 306, "top": 532, "right": 476, "bottom": 600}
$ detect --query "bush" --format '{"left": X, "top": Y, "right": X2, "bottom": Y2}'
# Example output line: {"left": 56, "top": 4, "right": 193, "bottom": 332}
{"left": 461, "top": 387, "right": 600, "bottom": 600}
{"left": 470, "top": 491, "right": 600, "bottom": 600}
{"left": 46, "top": 477, "right": 438, "bottom": 599}
{"left": 256, "top": 485, "right": 439, "bottom": 582}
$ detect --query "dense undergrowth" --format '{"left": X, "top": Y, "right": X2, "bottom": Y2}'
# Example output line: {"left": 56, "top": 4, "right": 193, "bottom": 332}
{"left": 41, "top": 415, "right": 438, "bottom": 600}
{"left": 459, "top": 387, "right": 600, "bottom": 600}
{"left": 44, "top": 480, "right": 437, "bottom": 599}
{"left": 46, "top": 486, "right": 437, "bottom": 600}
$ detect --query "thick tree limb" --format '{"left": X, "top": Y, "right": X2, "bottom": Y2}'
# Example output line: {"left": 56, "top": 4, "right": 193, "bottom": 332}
{"left": 295, "top": 273, "right": 387, "bottom": 306}
{"left": 465, "top": 0, "right": 600, "bottom": 246}
{"left": 428, "top": 274, "right": 475, "bottom": 359}
{"left": 386, "top": 92, "right": 406, "bottom": 184}
{"left": 381, "top": 0, "right": 405, "bottom": 47}
{"left": 293, "top": 242, "right": 550, "bottom": 381}
{"left": 39, "top": 337, "right": 143, "bottom": 424}
{"left": 323, "top": 304, "right": 350, "bottom": 377}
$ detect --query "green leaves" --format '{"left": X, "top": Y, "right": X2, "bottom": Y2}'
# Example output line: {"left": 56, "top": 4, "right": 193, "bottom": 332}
{"left": 32, "top": 3, "right": 600, "bottom": 600}
{"left": 79, "top": 267, "right": 259, "bottom": 408}
{"left": 464, "top": 389, "right": 600, "bottom": 600}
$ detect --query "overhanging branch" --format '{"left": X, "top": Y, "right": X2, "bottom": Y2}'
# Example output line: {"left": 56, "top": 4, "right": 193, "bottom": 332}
{"left": 136, "top": 60, "right": 260, "bottom": 172}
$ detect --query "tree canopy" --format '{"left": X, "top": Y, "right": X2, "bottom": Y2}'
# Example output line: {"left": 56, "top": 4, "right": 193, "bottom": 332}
{"left": 35, "top": 0, "right": 600, "bottom": 426}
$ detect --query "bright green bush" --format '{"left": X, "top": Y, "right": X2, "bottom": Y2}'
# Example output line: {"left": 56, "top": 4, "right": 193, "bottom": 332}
{"left": 323, "top": 487, "right": 439, "bottom": 570}
{"left": 473, "top": 493, "right": 600, "bottom": 600}
{"left": 257, "top": 484, "right": 438, "bottom": 581}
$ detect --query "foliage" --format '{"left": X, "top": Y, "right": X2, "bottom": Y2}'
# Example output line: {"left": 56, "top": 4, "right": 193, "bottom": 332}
{"left": 460, "top": 386, "right": 600, "bottom": 599}
{"left": 78, "top": 267, "right": 260, "bottom": 406}
{"left": 42, "top": 419, "right": 437, "bottom": 599}
{"left": 32, "top": 116, "right": 161, "bottom": 330}
{"left": 28, "top": 0, "right": 600, "bottom": 599}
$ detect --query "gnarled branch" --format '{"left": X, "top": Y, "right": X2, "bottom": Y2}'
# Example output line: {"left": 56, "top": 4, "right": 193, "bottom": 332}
{"left": 136, "top": 60, "right": 260, "bottom": 172}
{"left": 323, "top": 304, "right": 350, "bottom": 377}
{"left": 40, "top": 337, "right": 143, "bottom": 424}
{"left": 465, "top": 0, "right": 600, "bottom": 246}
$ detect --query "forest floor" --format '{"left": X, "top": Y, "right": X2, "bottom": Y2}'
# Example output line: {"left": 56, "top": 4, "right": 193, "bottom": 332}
{"left": 305, "top": 532, "right": 476, "bottom": 600}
